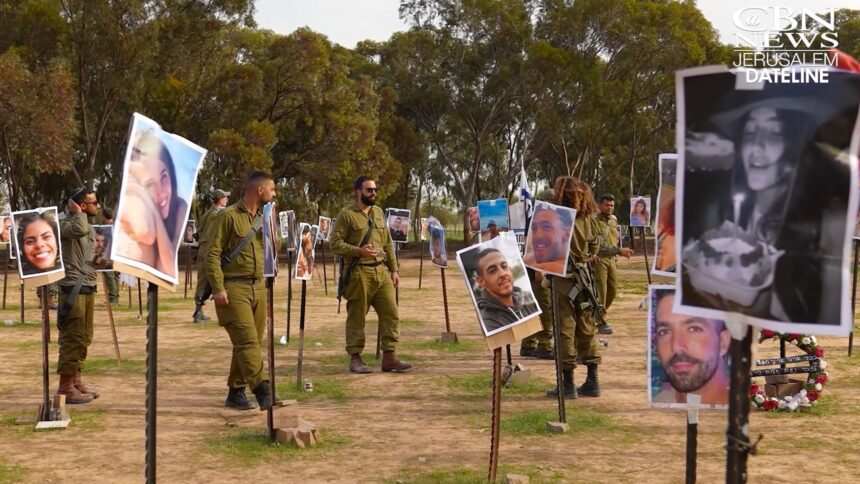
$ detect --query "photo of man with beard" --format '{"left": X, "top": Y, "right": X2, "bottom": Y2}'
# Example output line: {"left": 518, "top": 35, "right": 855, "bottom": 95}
{"left": 523, "top": 201, "right": 575, "bottom": 276}
{"left": 458, "top": 235, "right": 541, "bottom": 336}
{"left": 648, "top": 285, "right": 729, "bottom": 407}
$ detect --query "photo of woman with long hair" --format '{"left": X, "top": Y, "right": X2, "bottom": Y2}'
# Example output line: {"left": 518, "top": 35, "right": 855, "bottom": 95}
{"left": 629, "top": 197, "right": 651, "bottom": 227}
{"left": 13, "top": 208, "right": 63, "bottom": 277}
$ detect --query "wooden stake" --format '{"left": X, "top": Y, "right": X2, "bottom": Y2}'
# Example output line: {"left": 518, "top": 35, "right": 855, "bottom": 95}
{"left": 145, "top": 283, "right": 158, "bottom": 484}
{"left": 103, "top": 273, "right": 121, "bottom": 364}
{"left": 441, "top": 268, "right": 451, "bottom": 333}
{"left": 266, "top": 277, "right": 276, "bottom": 442}
{"left": 640, "top": 227, "right": 652, "bottom": 285}
{"left": 19, "top": 283, "right": 24, "bottom": 324}
{"left": 488, "top": 347, "right": 502, "bottom": 483}
{"left": 296, "top": 280, "right": 307, "bottom": 391}
{"left": 686, "top": 395, "right": 700, "bottom": 484}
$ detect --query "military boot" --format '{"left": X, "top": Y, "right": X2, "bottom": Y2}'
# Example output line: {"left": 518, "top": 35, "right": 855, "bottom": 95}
{"left": 225, "top": 387, "right": 257, "bottom": 410}
{"left": 577, "top": 363, "right": 601, "bottom": 397}
{"left": 74, "top": 370, "right": 100, "bottom": 399}
{"left": 57, "top": 374, "right": 94, "bottom": 404}
{"left": 546, "top": 369, "right": 577, "bottom": 398}
{"left": 381, "top": 350, "right": 412, "bottom": 372}
{"left": 252, "top": 381, "right": 273, "bottom": 411}
{"left": 349, "top": 354, "right": 373, "bottom": 374}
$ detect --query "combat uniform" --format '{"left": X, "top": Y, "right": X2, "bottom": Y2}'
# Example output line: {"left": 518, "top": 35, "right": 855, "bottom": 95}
{"left": 519, "top": 272, "right": 554, "bottom": 357}
{"left": 329, "top": 203, "right": 400, "bottom": 357}
{"left": 205, "top": 201, "right": 267, "bottom": 399}
{"left": 548, "top": 215, "right": 601, "bottom": 398}
{"left": 193, "top": 205, "right": 223, "bottom": 317}
{"left": 57, "top": 211, "right": 98, "bottom": 403}
{"left": 593, "top": 212, "right": 620, "bottom": 311}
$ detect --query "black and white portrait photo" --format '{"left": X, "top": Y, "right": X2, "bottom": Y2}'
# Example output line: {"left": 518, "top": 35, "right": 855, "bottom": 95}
{"left": 675, "top": 66, "right": 860, "bottom": 336}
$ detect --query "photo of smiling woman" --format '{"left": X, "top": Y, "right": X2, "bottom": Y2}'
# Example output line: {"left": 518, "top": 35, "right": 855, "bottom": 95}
{"left": 456, "top": 234, "right": 541, "bottom": 336}
{"left": 112, "top": 113, "right": 206, "bottom": 287}
{"left": 676, "top": 66, "right": 860, "bottom": 336}
{"left": 11, "top": 207, "right": 64, "bottom": 279}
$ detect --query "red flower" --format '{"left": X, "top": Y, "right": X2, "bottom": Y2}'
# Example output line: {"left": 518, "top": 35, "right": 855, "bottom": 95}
{"left": 789, "top": 333, "right": 802, "bottom": 341}
{"left": 807, "top": 391, "right": 820, "bottom": 402}
{"left": 815, "top": 348, "right": 825, "bottom": 358}
{"left": 749, "top": 385, "right": 760, "bottom": 396}
{"left": 762, "top": 330, "right": 776, "bottom": 338}
{"left": 763, "top": 399, "right": 779, "bottom": 411}
{"left": 816, "top": 374, "right": 828, "bottom": 384}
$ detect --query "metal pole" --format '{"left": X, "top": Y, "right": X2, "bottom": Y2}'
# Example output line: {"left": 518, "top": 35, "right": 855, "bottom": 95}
{"left": 266, "top": 277, "right": 276, "bottom": 442}
{"left": 2, "top": 248, "right": 8, "bottom": 309}
{"left": 128, "top": 282, "right": 132, "bottom": 309}
{"left": 103, "top": 274, "right": 122, "bottom": 364}
{"left": 506, "top": 345, "right": 512, "bottom": 366}
{"left": 321, "top": 242, "right": 328, "bottom": 295}
{"left": 849, "top": 240, "right": 858, "bottom": 356}
{"left": 183, "top": 245, "right": 190, "bottom": 299}
{"left": 286, "top": 253, "right": 292, "bottom": 343}
{"left": 640, "top": 227, "right": 652, "bottom": 285}
{"left": 137, "top": 278, "right": 143, "bottom": 320}
{"left": 395, "top": 244, "right": 400, "bottom": 306}
{"left": 441, "top": 268, "right": 451, "bottom": 333}
{"left": 296, "top": 280, "right": 307, "bottom": 391}
{"left": 726, "top": 327, "right": 753, "bottom": 484}
{"left": 550, "top": 276, "right": 566, "bottom": 423}
{"left": 40, "top": 286, "right": 50, "bottom": 421}
{"left": 686, "top": 416, "right": 698, "bottom": 484}
{"left": 488, "top": 347, "right": 502, "bottom": 483}
{"left": 145, "top": 283, "right": 158, "bottom": 484}
{"left": 418, "top": 239, "right": 424, "bottom": 290}
{"left": 19, "top": 283, "right": 24, "bottom": 324}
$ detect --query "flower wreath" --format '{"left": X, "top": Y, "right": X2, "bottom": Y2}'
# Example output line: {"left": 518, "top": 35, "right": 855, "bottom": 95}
{"left": 749, "top": 330, "right": 827, "bottom": 412}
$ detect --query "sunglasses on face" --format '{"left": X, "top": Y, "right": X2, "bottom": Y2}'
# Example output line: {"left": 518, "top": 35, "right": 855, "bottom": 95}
{"left": 364, "top": 187, "right": 378, "bottom": 193}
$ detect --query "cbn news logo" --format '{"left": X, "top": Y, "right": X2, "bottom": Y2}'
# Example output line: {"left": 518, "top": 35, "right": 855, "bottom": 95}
{"left": 731, "top": 7, "right": 839, "bottom": 84}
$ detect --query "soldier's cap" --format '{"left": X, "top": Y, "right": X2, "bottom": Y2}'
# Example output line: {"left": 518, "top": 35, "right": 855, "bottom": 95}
{"left": 213, "top": 189, "right": 231, "bottom": 200}
{"left": 487, "top": 220, "right": 497, "bottom": 226}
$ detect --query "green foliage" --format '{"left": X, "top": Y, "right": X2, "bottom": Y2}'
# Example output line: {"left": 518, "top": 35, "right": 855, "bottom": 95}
{"left": 0, "top": 458, "right": 25, "bottom": 483}
{"left": 205, "top": 429, "right": 348, "bottom": 466}
{"left": 82, "top": 359, "right": 146, "bottom": 375}
{"left": 275, "top": 377, "right": 348, "bottom": 402}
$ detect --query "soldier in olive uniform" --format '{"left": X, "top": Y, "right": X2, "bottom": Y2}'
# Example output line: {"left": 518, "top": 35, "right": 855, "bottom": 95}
{"left": 192, "top": 188, "right": 230, "bottom": 322}
{"left": 207, "top": 172, "right": 276, "bottom": 410}
{"left": 519, "top": 272, "right": 554, "bottom": 359}
{"left": 329, "top": 176, "right": 412, "bottom": 374}
{"left": 56, "top": 188, "right": 102, "bottom": 404}
{"left": 592, "top": 194, "right": 633, "bottom": 335}
{"left": 546, "top": 177, "right": 603, "bottom": 399}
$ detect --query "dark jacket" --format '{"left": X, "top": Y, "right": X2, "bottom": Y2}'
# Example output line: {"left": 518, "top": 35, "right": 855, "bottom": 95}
{"left": 477, "top": 286, "right": 538, "bottom": 333}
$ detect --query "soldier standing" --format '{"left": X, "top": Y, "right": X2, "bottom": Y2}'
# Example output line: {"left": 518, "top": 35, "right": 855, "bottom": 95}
{"left": 329, "top": 176, "right": 412, "bottom": 374}
{"left": 592, "top": 194, "right": 633, "bottom": 334}
{"left": 206, "top": 172, "right": 276, "bottom": 410}
{"left": 192, "top": 188, "right": 230, "bottom": 322}
{"left": 56, "top": 188, "right": 102, "bottom": 404}
{"left": 546, "top": 177, "right": 602, "bottom": 398}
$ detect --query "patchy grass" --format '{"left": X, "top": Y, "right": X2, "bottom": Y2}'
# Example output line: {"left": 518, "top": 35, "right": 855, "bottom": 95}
{"left": 70, "top": 409, "right": 105, "bottom": 432}
{"left": 446, "top": 371, "right": 552, "bottom": 397}
{"left": 500, "top": 409, "right": 640, "bottom": 442}
{"left": 82, "top": 359, "right": 145, "bottom": 375}
{"left": 205, "top": 429, "right": 348, "bottom": 466}
{"left": 276, "top": 377, "right": 348, "bottom": 403}
{"left": 0, "top": 320, "right": 40, "bottom": 328}
{"left": 403, "top": 338, "right": 480, "bottom": 353}
{"left": 0, "top": 459, "right": 25, "bottom": 483}
{"left": 386, "top": 464, "right": 566, "bottom": 484}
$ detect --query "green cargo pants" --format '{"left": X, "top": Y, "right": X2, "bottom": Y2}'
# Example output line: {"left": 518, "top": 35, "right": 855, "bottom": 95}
{"left": 104, "top": 271, "right": 119, "bottom": 303}
{"left": 553, "top": 276, "right": 601, "bottom": 371}
{"left": 57, "top": 291, "right": 95, "bottom": 376}
{"left": 215, "top": 281, "right": 266, "bottom": 390}
{"left": 520, "top": 275, "right": 553, "bottom": 351}
{"left": 594, "top": 256, "right": 617, "bottom": 311}
{"left": 194, "top": 245, "right": 209, "bottom": 304}
{"left": 344, "top": 264, "right": 400, "bottom": 355}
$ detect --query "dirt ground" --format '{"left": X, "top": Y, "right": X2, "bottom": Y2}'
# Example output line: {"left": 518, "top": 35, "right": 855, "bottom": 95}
{"left": 0, "top": 254, "right": 858, "bottom": 483}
